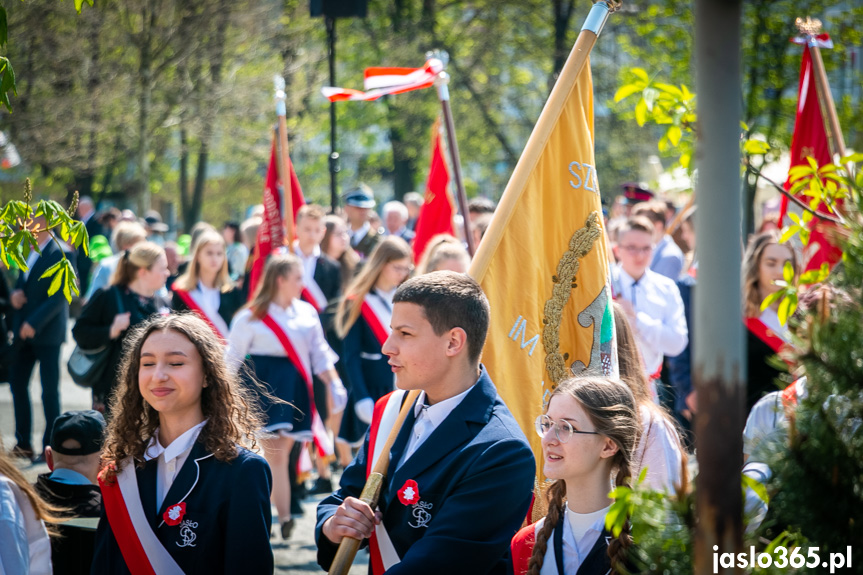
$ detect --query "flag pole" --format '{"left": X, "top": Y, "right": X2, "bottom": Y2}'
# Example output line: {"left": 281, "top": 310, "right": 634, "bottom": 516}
{"left": 795, "top": 17, "right": 852, "bottom": 177}
{"left": 327, "top": 390, "right": 421, "bottom": 575}
{"left": 469, "top": 0, "right": 616, "bottom": 281}
{"left": 275, "top": 75, "right": 295, "bottom": 242}
{"left": 433, "top": 67, "right": 475, "bottom": 256}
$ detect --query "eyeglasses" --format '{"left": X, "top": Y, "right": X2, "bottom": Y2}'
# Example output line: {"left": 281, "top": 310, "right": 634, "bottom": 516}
{"left": 391, "top": 264, "right": 414, "bottom": 274}
{"left": 619, "top": 245, "right": 653, "bottom": 255}
{"left": 535, "top": 414, "right": 599, "bottom": 443}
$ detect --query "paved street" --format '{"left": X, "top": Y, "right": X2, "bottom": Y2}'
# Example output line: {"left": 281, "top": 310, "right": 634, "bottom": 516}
{"left": 1, "top": 335, "right": 368, "bottom": 574}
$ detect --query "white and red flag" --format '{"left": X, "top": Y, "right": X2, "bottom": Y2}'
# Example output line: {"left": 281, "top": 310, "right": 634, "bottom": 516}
{"left": 322, "top": 58, "right": 443, "bottom": 102}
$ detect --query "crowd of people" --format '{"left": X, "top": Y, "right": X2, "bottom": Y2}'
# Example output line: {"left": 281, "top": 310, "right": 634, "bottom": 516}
{"left": 0, "top": 181, "right": 807, "bottom": 574}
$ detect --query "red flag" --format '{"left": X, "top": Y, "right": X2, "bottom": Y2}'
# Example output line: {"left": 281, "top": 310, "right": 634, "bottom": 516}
{"left": 780, "top": 37, "right": 842, "bottom": 272}
{"left": 247, "top": 137, "right": 306, "bottom": 299}
{"left": 412, "top": 127, "right": 455, "bottom": 262}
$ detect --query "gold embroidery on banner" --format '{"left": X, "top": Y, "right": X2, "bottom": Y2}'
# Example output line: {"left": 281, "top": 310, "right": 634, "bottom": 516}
{"left": 541, "top": 211, "right": 602, "bottom": 388}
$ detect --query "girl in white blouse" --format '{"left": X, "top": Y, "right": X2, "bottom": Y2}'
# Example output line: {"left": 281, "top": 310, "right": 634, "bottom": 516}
{"left": 226, "top": 253, "right": 343, "bottom": 540}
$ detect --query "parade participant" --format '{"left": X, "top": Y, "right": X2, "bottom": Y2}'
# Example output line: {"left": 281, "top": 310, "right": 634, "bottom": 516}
{"left": 222, "top": 222, "right": 249, "bottom": 282}
{"left": 292, "top": 204, "right": 345, "bottom": 497}
{"left": 613, "top": 217, "right": 688, "bottom": 401}
{"left": 633, "top": 201, "right": 685, "bottom": 281}
{"left": 226, "top": 254, "right": 343, "bottom": 540}
{"left": 613, "top": 303, "right": 686, "bottom": 491}
{"left": 170, "top": 229, "right": 243, "bottom": 341}
{"left": 91, "top": 314, "right": 274, "bottom": 574}
{"left": 403, "top": 192, "right": 423, "bottom": 232}
{"left": 382, "top": 201, "right": 415, "bottom": 243}
{"left": 619, "top": 183, "right": 654, "bottom": 217}
{"left": 84, "top": 221, "right": 147, "bottom": 302}
{"left": 317, "top": 271, "right": 535, "bottom": 574}
{"left": 334, "top": 237, "right": 413, "bottom": 449}
{"left": 511, "top": 377, "right": 640, "bottom": 575}
{"left": 1, "top": 447, "right": 57, "bottom": 574}
{"left": 322, "top": 214, "right": 359, "bottom": 288}
{"left": 9, "top": 216, "right": 75, "bottom": 462}
{"left": 415, "top": 234, "right": 470, "bottom": 275}
{"left": 34, "top": 410, "right": 106, "bottom": 575}
{"left": 73, "top": 242, "right": 171, "bottom": 414}
{"left": 344, "top": 185, "right": 382, "bottom": 260}
{"left": 742, "top": 231, "right": 798, "bottom": 411}
{"left": 294, "top": 204, "right": 342, "bottom": 314}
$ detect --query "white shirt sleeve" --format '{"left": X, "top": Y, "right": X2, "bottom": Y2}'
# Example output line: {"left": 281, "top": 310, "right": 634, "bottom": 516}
{"left": 635, "top": 281, "right": 688, "bottom": 358}
{"left": 226, "top": 310, "right": 255, "bottom": 374}
{"left": 634, "top": 408, "right": 684, "bottom": 492}
{"left": 0, "top": 477, "right": 52, "bottom": 575}
{"left": 308, "top": 311, "right": 338, "bottom": 376}
{"left": 743, "top": 392, "right": 786, "bottom": 458}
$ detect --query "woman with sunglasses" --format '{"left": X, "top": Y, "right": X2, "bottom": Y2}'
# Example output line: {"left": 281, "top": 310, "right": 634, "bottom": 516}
{"left": 333, "top": 237, "right": 413, "bottom": 450}
{"left": 511, "top": 377, "right": 641, "bottom": 575}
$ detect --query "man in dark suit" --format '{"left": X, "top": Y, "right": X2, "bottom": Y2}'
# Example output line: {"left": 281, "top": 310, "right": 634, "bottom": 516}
{"left": 75, "top": 196, "right": 103, "bottom": 298}
{"left": 9, "top": 217, "right": 75, "bottom": 461}
{"left": 344, "top": 184, "right": 381, "bottom": 260}
{"left": 316, "top": 272, "right": 535, "bottom": 574}
{"left": 383, "top": 200, "right": 415, "bottom": 244}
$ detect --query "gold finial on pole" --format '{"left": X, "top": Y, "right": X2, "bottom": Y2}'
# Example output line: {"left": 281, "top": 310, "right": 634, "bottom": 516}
{"left": 795, "top": 16, "right": 822, "bottom": 36}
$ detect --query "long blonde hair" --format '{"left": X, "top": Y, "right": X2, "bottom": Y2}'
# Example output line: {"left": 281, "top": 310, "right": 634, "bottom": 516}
{"left": 528, "top": 377, "right": 640, "bottom": 575}
{"left": 742, "top": 231, "right": 798, "bottom": 318}
{"left": 335, "top": 236, "right": 412, "bottom": 337}
{"left": 415, "top": 234, "right": 469, "bottom": 275}
{"left": 0, "top": 447, "right": 67, "bottom": 530}
{"left": 172, "top": 230, "right": 233, "bottom": 293}
{"left": 110, "top": 241, "right": 165, "bottom": 287}
{"left": 246, "top": 253, "right": 302, "bottom": 320}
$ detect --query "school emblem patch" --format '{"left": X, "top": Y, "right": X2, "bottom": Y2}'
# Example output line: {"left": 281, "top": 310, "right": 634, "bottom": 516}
{"left": 397, "top": 479, "right": 420, "bottom": 506}
{"left": 163, "top": 502, "right": 186, "bottom": 526}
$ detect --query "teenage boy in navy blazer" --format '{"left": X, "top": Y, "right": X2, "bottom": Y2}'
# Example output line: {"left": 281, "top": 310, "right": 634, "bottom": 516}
{"left": 316, "top": 271, "right": 535, "bottom": 574}
{"left": 9, "top": 217, "right": 75, "bottom": 461}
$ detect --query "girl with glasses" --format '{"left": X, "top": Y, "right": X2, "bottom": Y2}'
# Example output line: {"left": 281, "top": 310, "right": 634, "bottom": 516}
{"left": 333, "top": 237, "right": 413, "bottom": 451}
{"left": 511, "top": 377, "right": 640, "bottom": 575}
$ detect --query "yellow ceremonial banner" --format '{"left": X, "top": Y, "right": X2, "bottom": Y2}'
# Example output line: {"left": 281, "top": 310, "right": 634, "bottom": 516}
{"left": 469, "top": 56, "right": 616, "bottom": 478}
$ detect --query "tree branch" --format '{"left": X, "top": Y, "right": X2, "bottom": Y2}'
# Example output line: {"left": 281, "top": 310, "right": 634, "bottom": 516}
{"left": 747, "top": 166, "right": 844, "bottom": 225}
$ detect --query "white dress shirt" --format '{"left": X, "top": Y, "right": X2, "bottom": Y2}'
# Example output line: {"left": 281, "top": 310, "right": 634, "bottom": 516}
{"left": 398, "top": 386, "right": 475, "bottom": 468}
{"left": 758, "top": 308, "right": 791, "bottom": 343}
{"left": 293, "top": 243, "right": 328, "bottom": 309}
{"left": 226, "top": 301, "right": 338, "bottom": 376}
{"left": 349, "top": 222, "right": 371, "bottom": 247}
{"left": 188, "top": 281, "right": 229, "bottom": 336}
{"left": 617, "top": 267, "right": 688, "bottom": 375}
{"left": 633, "top": 405, "right": 683, "bottom": 492}
{"left": 537, "top": 504, "right": 610, "bottom": 575}
{"left": 144, "top": 419, "right": 208, "bottom": 512}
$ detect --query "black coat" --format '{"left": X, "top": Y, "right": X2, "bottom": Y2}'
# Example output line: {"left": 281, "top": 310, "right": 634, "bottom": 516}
{"left": 13, "top": 240, "right": 74, "bottom": 347}
{"left": 72, "top": 286, "right": 166, "bottom": 401}
{"left": 35, "top": 473, "right": 102, "bottom": 575}
{"left": 91, "top": 441, "right": 274, "bottom": 575}
{"left": 313, "top": 254, "right": 342, "bottom": 305}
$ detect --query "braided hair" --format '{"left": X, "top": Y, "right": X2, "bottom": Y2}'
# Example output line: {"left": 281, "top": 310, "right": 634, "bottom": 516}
{"left": 526, "top": 377, "right": 640, "bottom": 575}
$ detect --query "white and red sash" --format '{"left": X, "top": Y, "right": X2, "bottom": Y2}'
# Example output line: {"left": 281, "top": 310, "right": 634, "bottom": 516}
{"left": 261, "top": 313, "right": 334, "bottom": 457}
{"left": 364, "top": 390, "right": 410, "bottom": 575}
{"left": 173, "top": 288, "right": 228, "bottom": 342}
{"left": 301, "top": 284, "right": 326, "bottom": 313}
{"left": 98, "top": 458, "right": 184, "bottom": 575}
{"left": 360, "top": 293, "right": 392, "bottom": 347}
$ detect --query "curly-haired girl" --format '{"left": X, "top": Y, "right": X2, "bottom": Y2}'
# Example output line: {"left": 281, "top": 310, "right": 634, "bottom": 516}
{"left": 511, "top": 377, "right": 640, "bottom": 575}
{"left": 91, "top": 313, "right": 273, "bottom": 574}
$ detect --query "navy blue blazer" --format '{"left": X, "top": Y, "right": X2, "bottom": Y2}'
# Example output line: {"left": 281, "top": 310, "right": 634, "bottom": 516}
{"left": 342, "top": 312, "right": 393, "bottom": 402}
{"left": 91, "top": 441, "right": 274, "bottom": 574}
{"left": 317, "top": 367, "right": 536, "bottom": 574}
{"left": 313, "top": 254, "right": 342, "bottom": 305}
{"left": 13, "top": 239, "right": 74, "bottom": 346}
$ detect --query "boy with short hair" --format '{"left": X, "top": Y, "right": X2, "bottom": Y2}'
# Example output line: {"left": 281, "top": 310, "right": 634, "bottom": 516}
{"left": 316, "top": 271, "right": 535, "bottom": 574}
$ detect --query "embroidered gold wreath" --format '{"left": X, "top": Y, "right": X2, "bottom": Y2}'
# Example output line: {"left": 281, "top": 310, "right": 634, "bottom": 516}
{"left": 541, "top": 211, "right": 602, "bottom": 388}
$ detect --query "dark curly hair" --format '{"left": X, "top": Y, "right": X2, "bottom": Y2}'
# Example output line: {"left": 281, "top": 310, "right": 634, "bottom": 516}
{"left": 101, "top": 313, "right": 264, "bottom": 474}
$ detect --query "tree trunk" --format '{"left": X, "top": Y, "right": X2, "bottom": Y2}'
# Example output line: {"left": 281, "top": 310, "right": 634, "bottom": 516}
{"left": 138, "top": 5, "right": 156, "bottom": 213}
{"left": 549, "top": 0, "right": 576, "bottom": 93}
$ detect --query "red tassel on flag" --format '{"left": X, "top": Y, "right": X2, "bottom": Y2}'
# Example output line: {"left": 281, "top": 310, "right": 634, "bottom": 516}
{"left": 412, "top": 124, "right": 455, "bottom": 262}
{"left": 780, "top": 39, "right": 842, "bottom": 272}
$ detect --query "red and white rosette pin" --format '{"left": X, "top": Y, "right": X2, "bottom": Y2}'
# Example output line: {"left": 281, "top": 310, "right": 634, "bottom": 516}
{"left": 163, "top": 501, "right": 186, "bottom": 526}
{"left": 397, "top": 479, "right": 420, "bottom": 506}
